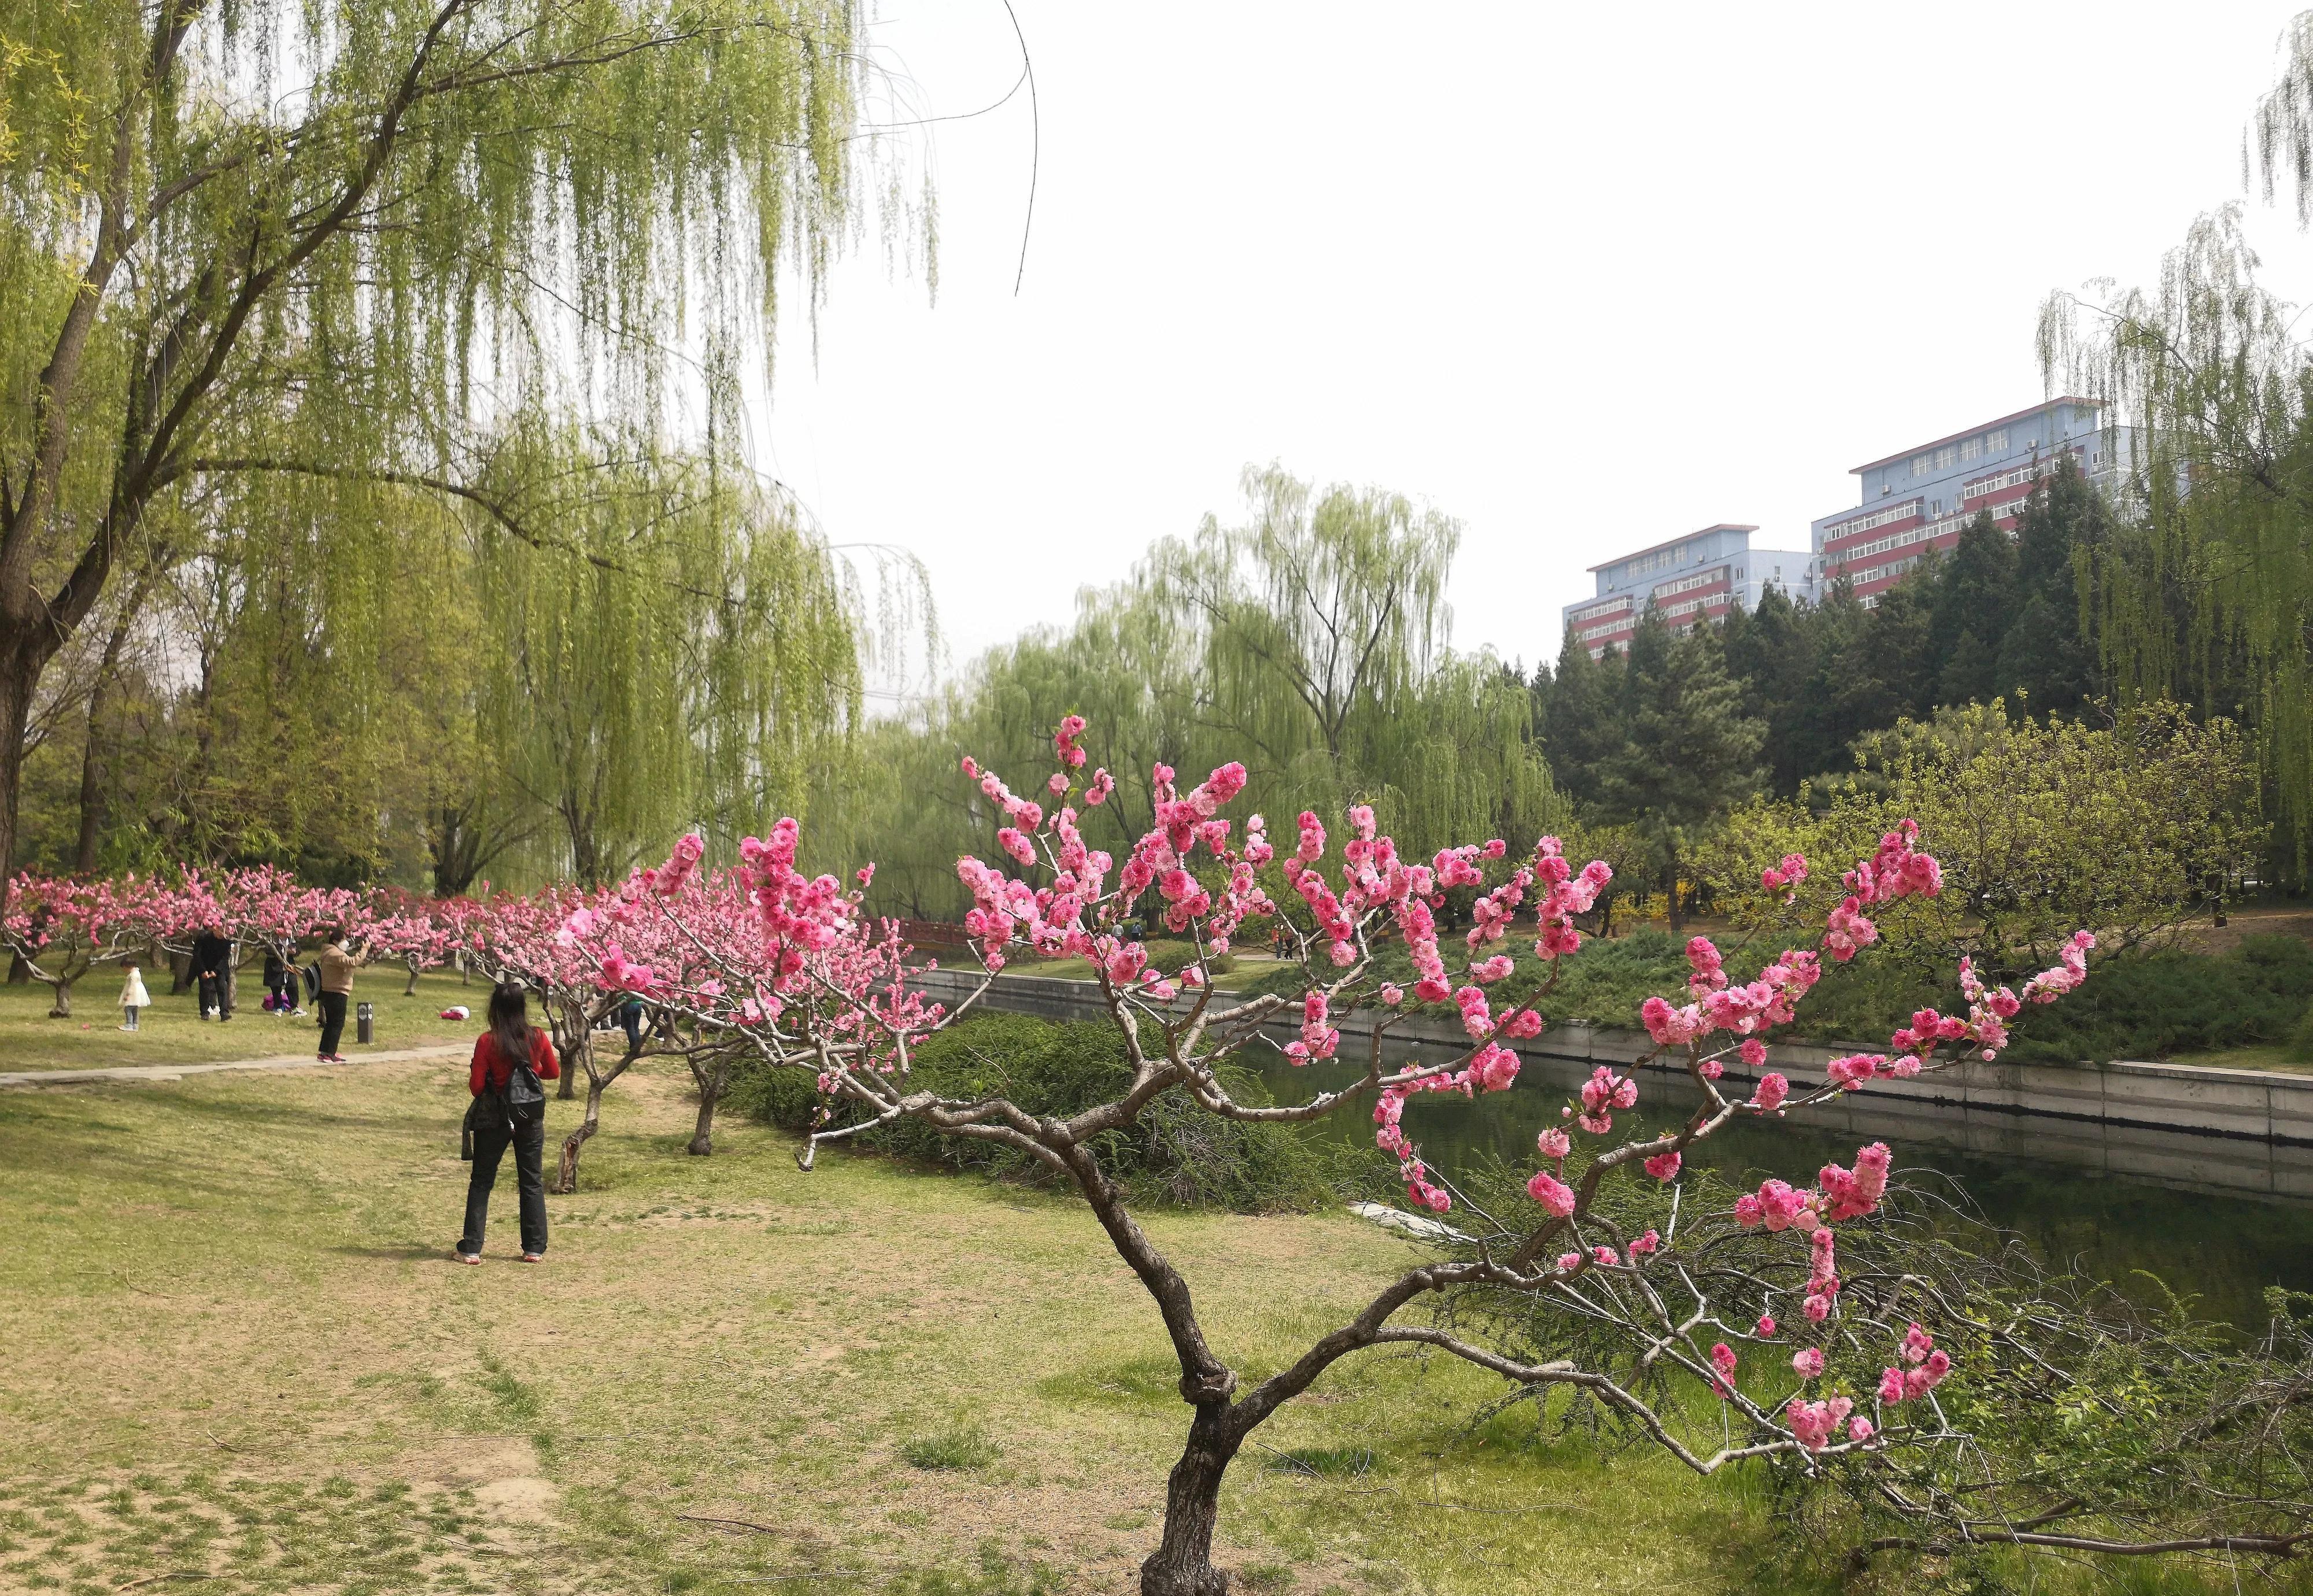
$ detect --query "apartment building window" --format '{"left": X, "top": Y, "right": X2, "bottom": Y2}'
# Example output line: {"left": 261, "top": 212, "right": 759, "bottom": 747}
{"left": 1960, "top": 435, "right": 1982, "bottom": 461}
{"left": 1935, "top": 445, "right": 1957, "bottom": 470}
{"left": 1987, "top": 428, "right": 2008, "bottom": 450}
{"left": 1910, "top": 455, "right": 1931, "bottom": 477}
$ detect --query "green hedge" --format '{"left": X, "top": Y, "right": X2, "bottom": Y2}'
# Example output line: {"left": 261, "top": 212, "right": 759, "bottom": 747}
{"left": 729, "top": 1012, "right": 1368, "bottom": 1212}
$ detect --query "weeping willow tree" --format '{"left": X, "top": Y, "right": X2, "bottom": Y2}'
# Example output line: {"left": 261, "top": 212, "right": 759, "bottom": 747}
{"left": 0, "top": 0, "right": 918, "bottom": 890}
{"left": 1154, "top": 463, "right": 1555, "bottom": 849}
{"left": 468, "top": 428, "right": 864, "bottom": 885}
{"left": 2037, "top": 14, "right": 2313, "bottom": 880}
{"left": 848, "top": 465, "right": 1560, "bottom": 918}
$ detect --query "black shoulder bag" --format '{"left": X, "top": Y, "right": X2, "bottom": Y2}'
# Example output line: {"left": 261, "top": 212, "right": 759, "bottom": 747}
{"left": 504, "top": 1031, "right": 547, "bottom": 1128}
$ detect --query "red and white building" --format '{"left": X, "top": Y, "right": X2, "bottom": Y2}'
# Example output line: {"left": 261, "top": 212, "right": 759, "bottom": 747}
{"left": 1812, "top": 398, "right": 2134, "bottom": 606}
{"left": 1561, "top": 523, "right": 1818, "bottom": 659}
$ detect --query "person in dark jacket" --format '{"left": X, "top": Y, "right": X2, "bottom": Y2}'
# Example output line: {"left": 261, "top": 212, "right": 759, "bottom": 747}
{"left": 261, "top": 948, "right": 300, "bottom": 1014}
{"left": 191, "top": 927, "right": 235, "bottom": 1021}
{"left": 456, "top": 982, "right": 560, "bottom": 1264}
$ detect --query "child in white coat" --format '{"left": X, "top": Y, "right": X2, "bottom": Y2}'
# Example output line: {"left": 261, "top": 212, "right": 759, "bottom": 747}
{"left": 119, "top": 962, "right": 150, "bottom": 1032}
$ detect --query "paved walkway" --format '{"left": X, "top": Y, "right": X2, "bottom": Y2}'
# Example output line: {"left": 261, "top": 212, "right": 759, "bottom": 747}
{"left": 0, "top": 1043, "right": 467, "bottom": 1089}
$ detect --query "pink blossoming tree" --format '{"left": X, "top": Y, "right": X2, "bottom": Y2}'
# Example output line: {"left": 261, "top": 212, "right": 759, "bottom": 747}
{"left": 2, "top": 872, "right": 165, "bottom": 1015}
{"left": 563, "top": 720, "right": 2308, "bottom": 1593}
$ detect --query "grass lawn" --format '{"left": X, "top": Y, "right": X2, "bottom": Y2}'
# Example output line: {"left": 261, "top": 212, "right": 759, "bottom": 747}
{"left": 2165, "top": 1043, "right": 2313, "bottom": 1075}
{"left": 0, "top": 968, "right": 489, "bottom": 1072}
{"left": 0, "top": 1060, "right": 2280, "bottom": 1594}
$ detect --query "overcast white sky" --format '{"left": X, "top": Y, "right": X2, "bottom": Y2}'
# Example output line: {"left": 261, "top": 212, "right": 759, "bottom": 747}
{"left": 753, "top": 2, "right": 2313, "bottom": 689}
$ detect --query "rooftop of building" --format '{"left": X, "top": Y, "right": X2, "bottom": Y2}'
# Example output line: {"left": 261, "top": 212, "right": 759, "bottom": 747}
{"left": 1848, "top": 397, "right": 2104, "bottom": 475}
{"left": 1585, "top": 523, "right": 1758, "bottom": 572}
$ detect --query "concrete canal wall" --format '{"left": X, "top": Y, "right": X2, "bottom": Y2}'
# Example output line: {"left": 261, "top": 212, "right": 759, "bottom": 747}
{"left": 910, "top": 967, "right": 2313, "bottom": 1201}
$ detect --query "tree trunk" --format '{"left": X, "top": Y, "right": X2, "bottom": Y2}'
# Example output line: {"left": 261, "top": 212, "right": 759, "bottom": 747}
{"left": 6, "top": 950, "right": 28, "bottom": 984}
{"left": 47, "top": 978, "right": 73, "bottom": 1018}
{"left": 402, "top": 959, "right": 420, "bottom": 996}
{"left": 1664, "top": 856, "right": 1686, "bottom": 933}
{"left": 553, "top": 1074, "right": 604, "bottom": 1194}
{"left": 73, "top": 679, "right": 108, "bottom": 874}
{"left": 0, "top": 647, "right": 36, "bottom": 903}
{"left": 1140, "top": 1409, "right": 1244, "bottom": 1596}
{"left": 555, "top": 1008, "right": 583, "bottom": 1100}
{"left": 686, "top": 1064, "right": 722, "bottom": 1157}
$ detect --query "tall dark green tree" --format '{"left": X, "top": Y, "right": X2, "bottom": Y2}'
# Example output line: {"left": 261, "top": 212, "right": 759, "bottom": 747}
{"left": 1927, "top": 511, "right": 2018, "bottom": 709}
{"left": 1538, "top": 631, "right": 1623, "bottom": 808}
{"left": 1598, "top": 616, "right": 1763, "bottom": 929}
{"left": 1721, "top": 585, "right": 1812, "bottom": 793}
{"left": 1994, "top": 460, "right": 2103, "bottom": 718}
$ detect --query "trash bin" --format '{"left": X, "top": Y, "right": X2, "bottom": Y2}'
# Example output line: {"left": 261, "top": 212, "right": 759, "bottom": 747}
{"left": 356, "top": 1001, "right": 374, "bottom": 1045}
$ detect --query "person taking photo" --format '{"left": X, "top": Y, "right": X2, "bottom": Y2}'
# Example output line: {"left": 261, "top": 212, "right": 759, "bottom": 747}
{"left": 313, "top": 928, "right": 355, "bottom": 1062}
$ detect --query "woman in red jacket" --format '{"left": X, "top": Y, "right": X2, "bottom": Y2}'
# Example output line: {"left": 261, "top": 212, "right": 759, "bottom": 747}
{"left": 456, "top": 982, "right": 560, "bottom": 1264}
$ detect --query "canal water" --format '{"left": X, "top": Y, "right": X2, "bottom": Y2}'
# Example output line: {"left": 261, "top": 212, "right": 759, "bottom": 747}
{"left": 1255, "top": 1039, "right": 2313, "bottom": 1333}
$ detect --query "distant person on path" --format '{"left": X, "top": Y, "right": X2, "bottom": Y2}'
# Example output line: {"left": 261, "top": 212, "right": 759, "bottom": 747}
{"left": 191, "top": 926, "right": 234, "bottom": 1021}
{"left": 314, "top": 928, "right": 355, "bottom": 1062}
{"left": 457, "top": 982, "right": 560, "bottom": 1264}
{"left": 619, "top": 994, "right": 645, "bottom": 1054}
{"left": 118, "top": 962, "right": 149, "bottom": 1032}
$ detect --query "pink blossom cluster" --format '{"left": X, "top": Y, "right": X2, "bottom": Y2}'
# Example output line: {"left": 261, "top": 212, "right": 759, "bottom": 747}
{"left": 1530, "top": 838, "right": 1612, "bottom": 962}
{"left": 1639, "top": 943, "right": 1820, "bottom": 1048}
{"left": 1786, "top": 1396, "right": 1869, "bottom": 1450}
{"left": 1876, "top": 1323, "right": 1952, "bottom": 1405}
{"left": 1823, "top": 820, "right": 1942, "bottom": 963}
{"left": 2020, "top": 930, "right": 2097, "bottom": 1004}
{"left": 1573, "top": 1065, "right": 1636, "bottom": 1135}
{"left": 1760, "top": 852, "right": 1808, "bottom": 902}
{"left": 1730, "top": 1144, "right": 1890, "bottom": 1243}
{"left": 1283, "top": 991, "right": 1339, "bottom": 1063}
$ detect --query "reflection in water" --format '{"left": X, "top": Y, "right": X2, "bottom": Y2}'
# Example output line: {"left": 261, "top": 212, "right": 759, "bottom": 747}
{"left": 1259, "top": 1040, "right": 2313, "bottom": 1332}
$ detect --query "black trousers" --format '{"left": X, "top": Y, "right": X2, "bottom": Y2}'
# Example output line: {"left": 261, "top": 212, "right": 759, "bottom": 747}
{"left": 316, "top": 991, "right": 348, "bottom": 1054}
{"left": 460, "top": 1117, "right": 547, "bottom": 1257}
{"left": 199, "top": 971, "right": 232, "bottom": 1019}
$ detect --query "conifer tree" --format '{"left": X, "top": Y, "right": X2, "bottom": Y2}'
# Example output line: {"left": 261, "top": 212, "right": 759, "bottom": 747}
{"left": 1598, "top": 617, "right": 1763, "bottom": 929}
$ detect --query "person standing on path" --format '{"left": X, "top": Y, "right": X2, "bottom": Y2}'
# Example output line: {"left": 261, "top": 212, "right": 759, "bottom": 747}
{"left": 457, "top": 982, "right": 560, "bottom": 1264}
{"left": 191, "top": 926, "right": 235, "bottom": 1021}
{"left": 118, "top": 962, "right": 149, "bottom": 1032}
{"left": 314, "top": 928, "right": 355, "bottom": 1062}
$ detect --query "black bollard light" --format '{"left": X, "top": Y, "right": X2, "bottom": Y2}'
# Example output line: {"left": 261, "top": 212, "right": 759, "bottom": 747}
{"left": 356, "top": 1001, "right": 374, "bottom": 1045}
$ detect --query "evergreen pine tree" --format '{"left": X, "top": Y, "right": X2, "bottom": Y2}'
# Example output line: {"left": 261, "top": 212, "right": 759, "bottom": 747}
{"left": 1722, "top": 585, "right": 1814, "bottom": 795}
{"left": 1928, "top": 511, "right": 2019, "bottom": 707}
{"left": 1541, "top": 630, "right": 1622, "bottom": 806}
{"left": 1996, "top": 460, "right": 2101, "bottom": 716}
{"left": 1600, "top": 619, "right": 1763, "bottom": 929}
